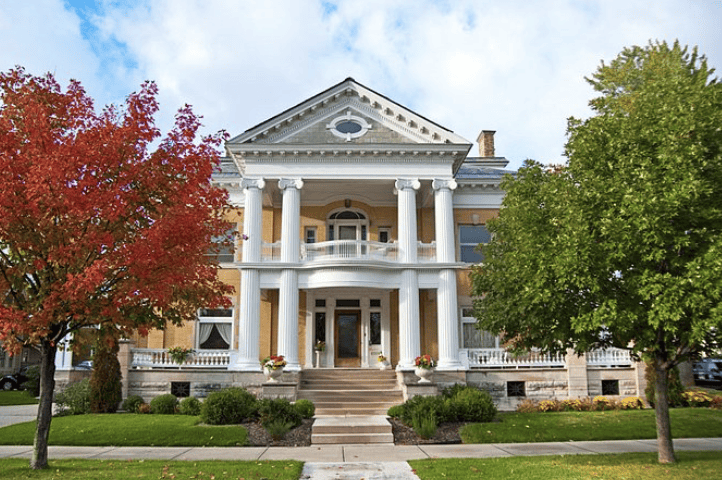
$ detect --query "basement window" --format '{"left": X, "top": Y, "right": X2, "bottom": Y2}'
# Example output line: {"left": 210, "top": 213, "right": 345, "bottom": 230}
{"left": 602, "top": 380, "right": 620, "bottom": 396}
{"left": 171, "top": 382, "right": 190, "bottom": 398}
{"left": 507, "top": 381, "right": 526, "bottom": 397}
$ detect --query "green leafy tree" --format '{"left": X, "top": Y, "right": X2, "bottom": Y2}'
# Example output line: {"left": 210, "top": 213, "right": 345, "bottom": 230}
{"left": 472, "top": 41, "right": 722, "bottom": 464}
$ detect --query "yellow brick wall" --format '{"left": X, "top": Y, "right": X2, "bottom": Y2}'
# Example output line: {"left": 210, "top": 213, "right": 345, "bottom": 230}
{"left": 419, "top": 289, "right": 438, "bottom": 359}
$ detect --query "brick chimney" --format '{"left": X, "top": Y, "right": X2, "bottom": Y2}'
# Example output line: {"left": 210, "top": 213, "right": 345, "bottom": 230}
{"left": 476, "top": 130, "right": 496, "bottom": 157}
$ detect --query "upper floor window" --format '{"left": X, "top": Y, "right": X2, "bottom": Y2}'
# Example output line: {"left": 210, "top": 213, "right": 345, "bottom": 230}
{"left": 459, "top": 225, "right": 490, "bottom": 263}
{"left": 305, "top": 227, "right": 317, "bottom": 244}
{"left": 378, "top": 227, "right": 391, "bottom": 243}
{"left": 207, "top": 227, "right": 236, "bottom": 264}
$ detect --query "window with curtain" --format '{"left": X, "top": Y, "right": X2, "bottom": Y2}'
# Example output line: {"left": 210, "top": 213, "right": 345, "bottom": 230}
{"left": 206, "top": 227, "right": 236, "bottom": 264}
{"left": 198, "top": 308, "right": 233, "bottom": 350}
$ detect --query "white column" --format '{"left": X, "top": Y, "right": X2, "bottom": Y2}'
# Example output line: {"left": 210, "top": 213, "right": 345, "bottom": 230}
{"left": 278, "top": 178, "right": 303, "bottom": 371}
{"left": 232, "top": 177, "right": 264, "bottom": 371}
{"left": 395, "top": 178, "right": 421, "bottom": 370}
{"left": 433, "top": 178, "right": 463, "bottom": 370}
{"left": 54, "top": 333, "right": 73, "bottom": 370}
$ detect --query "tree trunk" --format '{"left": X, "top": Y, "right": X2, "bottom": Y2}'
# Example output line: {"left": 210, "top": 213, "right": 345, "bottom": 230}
{"left": 653, "top": 354, "right": 676, "bottom": 464}
{"left": 31, "top": 340, "right": 56, "bottom": 470}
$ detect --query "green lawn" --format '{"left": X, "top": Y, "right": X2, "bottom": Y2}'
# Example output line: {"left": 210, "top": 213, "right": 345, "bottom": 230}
{"left": 461, "top": 408, "right": 722, "bottom": 443}
{"left": 0, "top": 459, "right": 303, "bottom": 480}
{"left": 410, "top": 451, "right": 722, "bottom": 480}
{"left": 0, "top": 391, "right": 38, "bottom": 406}
{"left": 0, "top": 414, "right": 248, "bottom": 447}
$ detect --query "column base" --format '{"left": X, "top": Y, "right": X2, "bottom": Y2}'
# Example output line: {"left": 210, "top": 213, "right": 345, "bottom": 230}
{"left": 435, "top": 360, "right": 465, "bottom": 371}
{"left": 228, "top": 359, "right": 262, "bottom": 372}
{"left": 283, "top": 362, "right": 302, "bottom": 372}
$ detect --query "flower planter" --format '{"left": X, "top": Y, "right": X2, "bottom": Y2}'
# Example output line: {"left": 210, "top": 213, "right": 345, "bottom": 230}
{"left": 264, "top": 367, "right": 283, "bottom": 383}
{"left": 415, "top": 367, "right": 434, "bottom": 383}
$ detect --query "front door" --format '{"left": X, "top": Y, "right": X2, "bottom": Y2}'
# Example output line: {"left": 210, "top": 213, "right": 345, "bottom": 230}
{"left": 335, "top": 310, "right": 361, "bottom": 367}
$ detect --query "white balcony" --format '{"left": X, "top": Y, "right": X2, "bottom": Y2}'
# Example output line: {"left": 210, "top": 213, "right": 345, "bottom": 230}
{"left": 240, "top": 240, "right": 438, "bottom": 264}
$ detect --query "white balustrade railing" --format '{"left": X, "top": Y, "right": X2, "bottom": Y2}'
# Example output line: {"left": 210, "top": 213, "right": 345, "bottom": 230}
{"left": 131, "top": 349, "right": 231, "bottom": 368}
{"left": 301, "top": 240, "right": 398, "bottom": 262}
{"left": 586, "top": 348, "right": 633, "bottom": 367}
{"left": 464, "top": 348, "right": 566, "bottom": 369}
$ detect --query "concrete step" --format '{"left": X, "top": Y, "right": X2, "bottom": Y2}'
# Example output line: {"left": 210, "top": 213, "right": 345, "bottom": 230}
{"left": 311, "top": 416, "right": 394, "bottom": 445}
{"left": 298, "top": 390, "right": 403, "bottom": 401}
{"left": 311, "top": 432, "right": 394, "bottom": 444}
{"left": 315, "top": 407, "right": 392, "bottom": 416}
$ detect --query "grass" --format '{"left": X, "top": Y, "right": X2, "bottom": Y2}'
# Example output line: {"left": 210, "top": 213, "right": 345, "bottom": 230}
{"left": 0, "top": 391, "right": 38, "bottom": 406}
{"left": 0, "top": 459, "right": 303, "bottom": 479}
{"left": 460, "top": 408, "right": 722, "bottom": 444}
{"left": 410, "top": 451, "right": 722, "bottom": 480}
{"left": 0, "top": 414, "right": 248, "bottom": 447}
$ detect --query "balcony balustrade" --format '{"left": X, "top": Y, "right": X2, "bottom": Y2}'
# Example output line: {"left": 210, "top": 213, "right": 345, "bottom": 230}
{"left": 131, "top": 349, "right": 231, "bottom": 369}
{"left": 239, "top": 240, "right": 438, "bottom": 264}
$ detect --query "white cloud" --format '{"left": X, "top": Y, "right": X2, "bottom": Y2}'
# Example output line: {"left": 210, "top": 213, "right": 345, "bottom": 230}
{"left": 2, "top": 0, "right": 721, "bottom": 169}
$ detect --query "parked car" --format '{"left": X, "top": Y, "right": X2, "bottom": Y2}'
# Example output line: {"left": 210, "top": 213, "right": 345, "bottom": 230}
{"left": 74, "top": 360, "right": 93, "bottom": 370}
{"left": 0, "top": 366, "right": 30, "bottom": 391}
{"left": 693, "top": 358, "right": 722, "bottom": 384}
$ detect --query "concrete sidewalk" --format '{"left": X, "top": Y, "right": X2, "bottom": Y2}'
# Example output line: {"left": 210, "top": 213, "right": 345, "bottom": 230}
{"left": 0, "top": 438, "right": 721, "bottom": 462}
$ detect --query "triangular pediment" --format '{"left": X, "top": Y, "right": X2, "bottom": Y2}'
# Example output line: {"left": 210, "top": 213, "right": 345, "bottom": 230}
{"left": 227, "top": 78, "right": 471, "bottom": 147}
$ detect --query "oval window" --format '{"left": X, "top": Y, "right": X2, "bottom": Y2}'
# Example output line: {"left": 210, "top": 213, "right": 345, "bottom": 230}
{"left": 335, "top": 121, "right": 362, "bottom": 134}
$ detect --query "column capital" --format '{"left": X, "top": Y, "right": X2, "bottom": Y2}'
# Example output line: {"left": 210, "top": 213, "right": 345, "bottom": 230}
{"left": 278, "top": 178, "right": 304, "bottom": 190}
{"left": 432, "top": 178, "right": 457, "bottom": 191}
{"left": 394, "top": 178, "right": 420, "bottom": 193}
{"left": 241, "top": 177, "right": 265, "bottom": 190}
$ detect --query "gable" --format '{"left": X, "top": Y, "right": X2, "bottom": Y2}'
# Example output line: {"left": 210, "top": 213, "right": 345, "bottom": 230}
{"left": 228, "top": 78, "right": 470, "bottom": 147}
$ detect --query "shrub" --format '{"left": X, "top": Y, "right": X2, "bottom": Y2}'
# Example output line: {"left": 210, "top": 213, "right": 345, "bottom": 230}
{"left": 257, "top": 398, "right": 302, "bottom": 429}
{"left": 538, "top": 400, "right": 562, "bottom": 412}
{"left": 387, "top": 405, "right": 403, "bottom": 418}
{"left": 150, "top": 394, "right": 178, "bottom": 414}
{"left": 441, "top": 383, "right": 469, "bottom": 399}
{"left": 682, "top": 389, "right": 713, "bottom": 407}
{"left": 412, "top": 410, "right": 437, "bottom": 439}
{"left": 399, "top": 395, "right": 449, "bottom": 424}
{"left": 263, "top": 418, "right": 294, "bottom": 441}
{"left": 446, "top": 387, "right": 497, "bottom": 422}
{"left": 619, "top": 396, "right": 645, "bottom": 410}
{"left": 21, "top": 365, "right": 40, "bottom": 397}
{"left": 179, "top": 396, "right": 202, "bottom": 416}
{"left": 645, "top": 361, "right": 685, "bottom": 407}
{"left": 592, "top": 396, "right": 613, "bottom": 411}
{"left": 201, "top": 387, "right": 257, "bottom": 425}
{"left": 515, "top": 398, "right": 538, "bottom": 413}
{"left": 710, "top": 395, "right": 722, "bottom": 410}
{"left": 55, "top": 378, "right": 91, "bottom": 415}
{"left": 294, "top": 399, "right": 315, "bottom": 419}
{"left": 137, "top": 403, "right": 151, "bottom": 414}
{"left": 90, "top": 341, "right": 122, "bottom": 413}
{"left": 122, "top": 395, "right": 145, "bottom": 413}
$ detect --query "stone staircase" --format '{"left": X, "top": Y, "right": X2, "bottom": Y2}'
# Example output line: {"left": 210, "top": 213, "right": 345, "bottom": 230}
{"left": 297, "top": 369, "right": 403, "bottom": 444}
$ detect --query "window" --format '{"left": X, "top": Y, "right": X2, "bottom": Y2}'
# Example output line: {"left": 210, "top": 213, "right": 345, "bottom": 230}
{"left": 461, "top": 307, "right": 499, "bottom": 349}
{"left": 207, "top": 227, "right": 236, "bottom": 264}
{"left": 337, "top": 299, "right": 360, "bottom": 308}
{"left": 171, "top": 382, "right": 190, "bottom": 398}
{"left": 507, "top": 381, "right": 526, "bottom": 397}
{"left": 459, "top": 225, "right": 491, "bottom": 263}
{"left": 305, "top": 227, "right": 317, "bottom": 244}
{"left": 602, "top": 380, "right": 620, "bottom": 395}
{"left": 378, "top": 228, "right": 391, "bottom": 243}
{"left": 198, "top": 308, "right": 233, "bottom": 350}
{"left": 315, "top": 312, "right": 326, "bottom": 344}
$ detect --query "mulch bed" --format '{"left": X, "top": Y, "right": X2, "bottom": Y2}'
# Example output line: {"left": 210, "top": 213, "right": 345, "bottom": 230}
{"left": 244, "top": 418, "right": 314, "bottom": 446}
{"left": 244, "top": 417, "right": 466, "bottom": 446}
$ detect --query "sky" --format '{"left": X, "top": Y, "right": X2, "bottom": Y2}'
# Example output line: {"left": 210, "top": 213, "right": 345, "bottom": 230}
{"left": 1, "top": 0, "right": 720, "bottom": 170}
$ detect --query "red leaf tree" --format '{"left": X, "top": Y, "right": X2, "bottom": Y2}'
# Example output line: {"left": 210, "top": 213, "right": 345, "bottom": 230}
{"left": 0, "top": 68, "right": 233, "bottom": 469}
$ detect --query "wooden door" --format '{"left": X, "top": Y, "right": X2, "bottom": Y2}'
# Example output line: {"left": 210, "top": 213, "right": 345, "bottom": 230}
{"left": 335, "top": 310, "right": 361, "bottom": 367}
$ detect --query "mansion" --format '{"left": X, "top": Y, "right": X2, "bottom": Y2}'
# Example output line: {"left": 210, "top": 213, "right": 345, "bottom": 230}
{"left": 55, "top": 79, "right": 645, "bottom": 410}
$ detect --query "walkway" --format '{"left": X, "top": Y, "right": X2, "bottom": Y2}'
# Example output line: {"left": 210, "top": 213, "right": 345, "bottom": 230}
{"left": 0, "top": 438, "right": 720, "bottom": 462}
